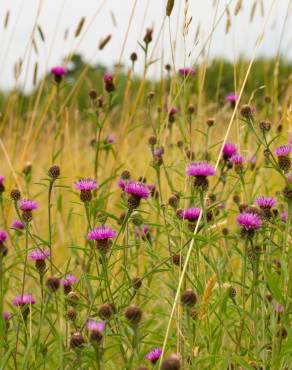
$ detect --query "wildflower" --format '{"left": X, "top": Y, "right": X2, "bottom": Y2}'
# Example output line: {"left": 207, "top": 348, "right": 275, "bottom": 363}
{"left": 134, "top": 225, "right": 150, "bottom": 241}
{"left": 161, "top": 354, "right": 181, "bottom": 370}
{"left": 178, "top": 207, "right": 201, "bottom": 222}
{"left": 143, "top": 28, "right": 153, "bottom": 44}
{"left": 70, "top": 332, "right": 85, "bottom": 349}
{"left": 103, "top": 73, "right": 115, "bottom": 93}
{"left": 106, "top": 135, "right": 115, "bottom": 144}
{"left": 168, "top": 107, "right": 178, "bottom": 124}
{"left": 51, "top": 66, "right": 67, "bottom": 83}
{"left": 29, "top": 248, "right": 50, "bottom": 273}
{"left": 0, "top": 229, "right": 8, "bottom": 244}
{"left": 98, "top": 303, "right": 114, "bottom": 320}
{"left": 259, "top": 121, "right": 271, "bottom": 132}
{"left": 178, "top": 67, "right": 196, "bottom": 77}
{"left": 280, "top": 211, "right": 288, "bottom": 222}
{"left": 75, "top": 178, "right": 97, "bottom": 202}
{"left": 18, "top": 199, "right": 38, "bottom": 222}
{"left": 13, "top": 294, "right": 36, "bottom": 306}
{"left": 11, "top": 219, "right": 25, "bottom": 230}
{"left": 222, "top": 143, "right": 237, "bottom": 160}
{"left": 186, "top": 162, "right": 216, "bottom": 191}
{"left": 61, "top": 274, "right": 78, "bottom": 294}
{"left": 87, "top": 320, "right": 106, "bottom": 332}
{"left": 274, "top": 303, "right": 284, "bottom": 313}
{"left": 10, "top": 188, "right": 21, "bottom": 201}
{"left": 46, "top": 276, "right": 60, "bottom": 292}
{"left": 145, "top": 348, "right": 163, "bottom": 364}
{"left": 240, "top": 104, "right": 254, "bottom": 119}
{"left": 237, "top": 211, "right": 262, "bottom": 237}
{"left": 181, "top": 289, "right": 197, "bottom": 307}
{"left": 255, "top": 196, "right": 276, "bottom": 210}
{"left": 88, "top": 226, "right": 116, "bottom": 253}
{"left": 230, "top": 154, "right": 244, "bottom": 173}
{"left": 125, "top": 304, "right": 142, "bottom": 325}
{"left": 124, "top": 180, "right": 150, "bottom": 209}
{"left": 0, "top": 176, "right": 5, "bottom": 193}
{"left": 225, "top": 92, "right": 237, "bottom": 107}
{"left": 132, "top": 277, "right": 142, "bottom": 290}
{"left": 48, "top": 165, "right": 60, "bottom": 179}
{"left": 168, "top": 194, "right": 180, "bottom": 208}
{"left": 275, "top": 145, "right": 291, "bottom": 172}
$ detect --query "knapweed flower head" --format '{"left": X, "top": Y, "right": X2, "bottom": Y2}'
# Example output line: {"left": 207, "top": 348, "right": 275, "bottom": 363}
{"left": 225, "top": 92, "right": 238, "bottom": 103}
{"left": 75, "top": 178, "right": 97, "bottom": 202}
{"left": 275, "top": 145, "right": 291, "bottom": 157}
{"left": 145, "top": 347, "right": 163, "bottom": 364}
{"left": 275, "top": 145, "right": 291, "bottom": 171}
{"left": 124, "top": 180, "right": 150, "bottom": 209}
{"left": 255, "top": 196, "right": 276, "bottom": 209}
{"left": 75, "top": 178, "right": 97, "bottom": 191}
{"left": 51, "top": 66, "right": 67, "bottom": 77}
{"left": 61, "top": 274, "right": 78, "bottom": 286}
{"left": 106, "top": 135, "right": 115, "bottom": 144}
{"left": 103, "top": 73, "right": 115, "bottom": 93}
{"left": 187, "top": 162, "right": 216, "bottom": 190}
{"left": 87, "top": 320, "right": 106, "bottom": 332}
{"left": 29, "top": 248, "right": 50, "bottom": 261}
{"left": 237, "top": 212, "right": 262, "bottom": 237}
{"left": 3, "top": 311, "right": 10, "bottom": 321}
{"left": 281, "top": 211, "right": 288, "bottom": 222}
{"left": 88, "top": 226, "right": 116, "bottom": 241}
{"left": 134, "top": 225, "right": 150, "bottom": 240}
{"left": 230, "top": 154, "right": 244, "bottom": 166}
{"left": 88, "top": 226, "right": 116, "bottom": 253}
{"left": 13, "top": 294, "right": 36, "bottom": 306}
{"left": 187, "top": 162, "right": 215, "bottom": 177}
{"left": 223, "top": 143, "right": 237, "bottom": 159}
{"left": 11, "top": 219, "right": 25, "bottom": 230}
{"left": 179, "top": 207, "right": 201, "bottom": 222}
{"left": 0, "top": 176, "right": 4, "bottom": 192}
{"left": 0, "top": 229, "right": 8, "bottom": 244}
{"left": 18, "top": 199, "right": 38, "bottom": 212}
{"left": 178, "top": 67, "right": 196, "bottom": 77}
{"left": 117, "top": 178, "right": 126, "bottom": 190}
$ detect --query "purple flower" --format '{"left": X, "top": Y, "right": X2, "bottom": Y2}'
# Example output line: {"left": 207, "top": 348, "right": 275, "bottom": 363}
{"left": 28, "top": 248, "right": 50, "bottom": 261}
{"left": 223, "top": 143, "right": 237, "bottom": 159}
{"left": 88, "top": 226, "right": 116, "bottom": 241}
{"left": 87, "top": 320, "right": 106, "bottom": 332}
{"left": 178, "top": 67, "right": 196, "bottom": 77}
{"left": 230, "top": 154, "right": 244, "bottom": 165}
{"left": 103, "top": 73, "right": 113, "bottom": 83}
{"left": 106, "top": 135, "right": 115, "bottom": 144}
{"left": 255, "top": 196, "right": 276, "bottom": 209}
{"left": 75, "top": 178, "right": 97, "bottom": 191}
{"left": 0, "top": 176, "right": 4, "bottom": 186}
{"left": 51, "top": 66, "right": 67, "bottom": 76}
{"left": 0, "top": 229, "right": 8, "bottom": 244}
{"left": 11, "top": 219, "right": 25, "bottom": 230}
{"left": 225, "top": 92, "right": 238, "bottom": 103}
{"left": 145, "top": 347, "right": 163, "bottom": 364}
{"left": 147, "top": 184, "right": 156, "bottom": 192}
{"left": 237, "top": 212, "right": 262, "bottom": 230}
{"left": 186, "top": 162, "right": 216, "bottom": 177}
{"left": 117, "top": 179, "right": 126, "bottom": 190}
{"left": 124, "top": 180, "right": 150, "bottom": 199}
{"left": 134, "top": 225, "right": 150, "bottom": 239}
{"left": 280, "top": 211, "right": 288, "bottom": 222}
{"left": 169, "top": 107, "right": 178, "bottom": 115}
{"left": 18, "top": 199, "right": 38, "bottom": 212}
{"left": 273, "top": 303, "right": 284, "bottom": 313}
{"left": 179, "top": 207, "right": 201, "bottom": 222}
{"left": 3, "top": 311, "right": 10, "bottom": 321}
{"left": 61, "top": 274, "right": 77, "bottom": 286}
{"left": 13, "top": 294, "right": 36, "bottom": 307}
{"left": 153, "top": 147, "right": 164, "bottom": 158}
{"left": 275, "top": 145, "right": 291, "bottom": 157}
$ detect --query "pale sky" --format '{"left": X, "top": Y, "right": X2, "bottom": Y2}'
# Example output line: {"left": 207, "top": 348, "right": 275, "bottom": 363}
{"left": 0, "top": 0, "right": 291, "bottom": 90}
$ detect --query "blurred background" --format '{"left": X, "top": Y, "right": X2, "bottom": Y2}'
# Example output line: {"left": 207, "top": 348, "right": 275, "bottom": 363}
{"left": 0, "top": 0, "right": 291, "bottom": 91}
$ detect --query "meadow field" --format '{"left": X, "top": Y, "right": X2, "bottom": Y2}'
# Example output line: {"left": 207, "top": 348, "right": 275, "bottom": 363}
{"left": 0, "top": 0, "right": 292, "bottom": 369}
